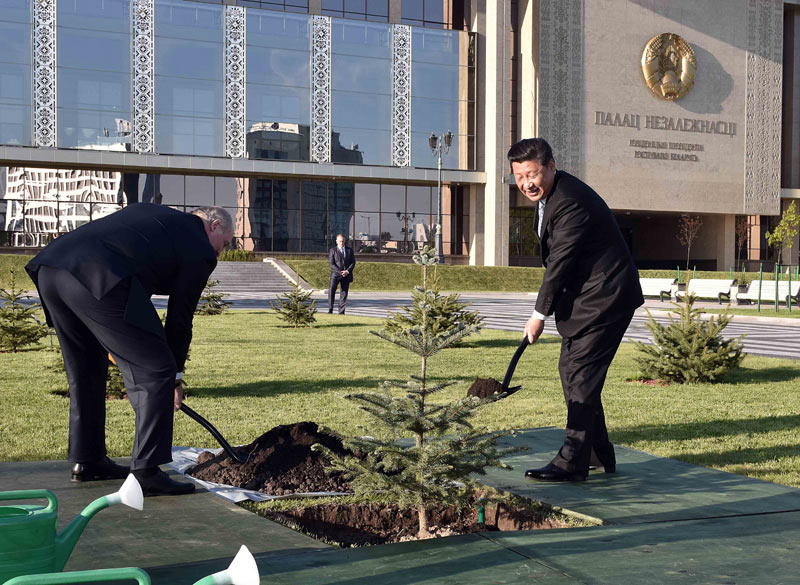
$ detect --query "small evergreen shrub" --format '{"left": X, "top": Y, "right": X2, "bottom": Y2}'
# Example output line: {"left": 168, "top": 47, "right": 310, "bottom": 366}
{"left": 0, "top": 270, "right": 49, "bottom": 352}
{"left": 271, "top": 281, "right": 317, "bottom": 328}
{"left": 634, "top": 295, "right": 745, "bottom": 384}
{"left": 195, "top": 279, "right": 231, "bottom": 316}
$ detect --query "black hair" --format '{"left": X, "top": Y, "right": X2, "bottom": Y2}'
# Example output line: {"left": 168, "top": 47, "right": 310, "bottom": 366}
{"left": 507, "top": 138, "right": 554, "bottom": 168}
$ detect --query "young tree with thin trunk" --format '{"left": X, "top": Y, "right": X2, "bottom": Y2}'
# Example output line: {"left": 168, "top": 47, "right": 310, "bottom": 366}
{"left": 765, "top": 201, "right": 799, "bottom": 265}
{"left": 316, "top": 246, "right": 521, "bottom": 538}
{"left": 677, "top": 214, "right": 703, "bottom": 276}
{"left": 735, "top": 218, "right": 749, "bottom": 273}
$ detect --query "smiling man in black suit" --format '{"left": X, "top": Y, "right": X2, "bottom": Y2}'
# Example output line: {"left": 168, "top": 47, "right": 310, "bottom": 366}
{"left": 26, "top": 203, "right": 234, "bottom": 496}
{"left": 509, "top": 138, "right": 644, "bottom": 482}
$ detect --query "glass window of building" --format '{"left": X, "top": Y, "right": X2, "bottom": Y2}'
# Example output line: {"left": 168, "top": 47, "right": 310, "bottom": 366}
{"left": 155, "top": 0, "right": 224, "bottom": 157}
{"left": 57, "top": 0, "right": 131, "bottom": 150}
{"left": 246, "top": 9, "right": 311, "bottom": 162}
{"left": 331, "top": 20, "right": 391, "bottom": 165}
{"left": 322, "top": 0, "right": 388, "bottom": 22}
{"left": 410, "top": 28, "right": 472, "bottom": 169}
{"left": 0, "top": 0, "right": 32, "bottom": 146}
{"left": 329, "top": 181, "right": 355, "bottom": 241}
{"left": 239, "top": 0, "right": 308, "bottom": 14}
{"left": 301, "top": 181, "right": 327, "bottom": 251}
{"left": 401, "top": 0, "right": 448, "bottom": 28}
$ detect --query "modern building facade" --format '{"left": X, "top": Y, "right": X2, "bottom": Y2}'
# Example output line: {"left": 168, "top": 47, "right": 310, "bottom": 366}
{"left": 1, "top": 0, "right": 799, "bottom": 270}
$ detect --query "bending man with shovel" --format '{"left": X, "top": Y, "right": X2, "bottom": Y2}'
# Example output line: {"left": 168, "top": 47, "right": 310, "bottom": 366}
{"left": 509, "top": 138, "right": 643, "bottom": 482}
{"left": 26, "top": 204, "right": 234, "bottom": 496}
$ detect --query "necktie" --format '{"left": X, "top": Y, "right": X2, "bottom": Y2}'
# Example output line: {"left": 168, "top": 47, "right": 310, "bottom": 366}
{"left": 537, "top": 200, "right": 546, "bottom": 238}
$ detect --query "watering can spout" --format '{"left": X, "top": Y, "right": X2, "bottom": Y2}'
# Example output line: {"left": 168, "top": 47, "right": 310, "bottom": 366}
{"left": 54, "top": 475, "right": 143, "bottom": 570}
{"left": 193, "top": 545, "right": 259, "bottom": 585}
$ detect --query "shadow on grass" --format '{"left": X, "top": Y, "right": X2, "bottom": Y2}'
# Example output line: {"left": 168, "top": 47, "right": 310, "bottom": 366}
{"left": 186, "top": 377, "right": 388, "bottom": 398}
{"left": 613, "top": 413, "right": 800, "bottom": 446}
{"left": 722, "top": 365, "right": 800, "bottom": 384}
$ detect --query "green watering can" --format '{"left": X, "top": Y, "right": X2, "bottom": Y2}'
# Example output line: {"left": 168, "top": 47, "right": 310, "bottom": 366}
{"left": 1, "top": 544, "right": 259, "bottom": 585}
{"left": 0, "top": 474, "right": 143, "bottom": 583}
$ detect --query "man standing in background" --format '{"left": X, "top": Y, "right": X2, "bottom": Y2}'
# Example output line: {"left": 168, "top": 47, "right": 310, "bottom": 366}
{"left": 328, "top": 234, "right": 355, "bottom": 314}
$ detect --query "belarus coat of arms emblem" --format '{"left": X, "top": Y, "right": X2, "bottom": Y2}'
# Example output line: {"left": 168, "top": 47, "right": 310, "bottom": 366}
{"left": 641, "top": 33, "right": 697, "bottom": 100}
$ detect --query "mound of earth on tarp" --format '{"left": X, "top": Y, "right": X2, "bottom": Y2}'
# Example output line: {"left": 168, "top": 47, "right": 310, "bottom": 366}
{"left": 263, "top": 500, "right": 570, "bottom": 547}
{"left": 187, "top": 421, "right": 352, "bottom": 495}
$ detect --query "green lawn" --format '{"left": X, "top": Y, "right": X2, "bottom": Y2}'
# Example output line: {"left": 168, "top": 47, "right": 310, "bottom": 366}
{"left": 2, "top": 310, "right": 800, "bottom": 488}
{"left": 0, "top": 254, "right": 34, "bottom": 290}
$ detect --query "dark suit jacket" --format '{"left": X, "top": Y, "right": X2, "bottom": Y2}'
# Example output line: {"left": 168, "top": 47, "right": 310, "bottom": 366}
{"left": 26, "top": 203, "right": 217, "bottom": 371}
{"left": 329, "top": 246, "right": 355, "bottom": 284}
{"left": 535, "top": 171, "right": 643, "bottom": 338}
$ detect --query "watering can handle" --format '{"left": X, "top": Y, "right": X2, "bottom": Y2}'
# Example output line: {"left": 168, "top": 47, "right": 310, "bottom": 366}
{"left": 0, "top": 489, "right": 57, "bottom": 513}
{"left": 1, "top": 567, "right": 151, "bottom": 585}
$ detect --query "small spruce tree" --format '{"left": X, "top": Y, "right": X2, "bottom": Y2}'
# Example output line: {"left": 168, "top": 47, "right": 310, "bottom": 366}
{"left": 195, "top": 279, "right": 231, "bottom": 316}
{"left": 316, "top": 246, "right": 521, "bottom": 537}
{"left": 384, "top": 255, "right": 483, "bottom": 341}
{"left": 271, "top": 280, "right": 317, "bottom": 328}
{"left": 0, "top": 270, "right": 49, "bottom": 352}
{"left": 634, "top": 294, "right": 745, "bottom": 384}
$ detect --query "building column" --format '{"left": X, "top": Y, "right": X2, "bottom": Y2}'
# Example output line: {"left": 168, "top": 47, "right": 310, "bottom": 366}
{"left": 477, "top": 0, "right": 511, "bottom": 266}
{"left": 518, "top": 0, "right": 538, "bottom": 139}
{"left": 715, "top": 214, "right": 736, "bottom": 272}
{"left": 468, "top": 184, "right": 484, "bottom": 264}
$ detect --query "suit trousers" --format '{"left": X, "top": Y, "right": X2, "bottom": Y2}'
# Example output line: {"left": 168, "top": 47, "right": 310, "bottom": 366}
{"left": 37, "top": 266, "right": 176, "bottom": 470}
{"left": 551, "top": 310, "right": 635, "bottom": 474}
{"left": 328, "top": 274, "right": 350, "bottom": 313}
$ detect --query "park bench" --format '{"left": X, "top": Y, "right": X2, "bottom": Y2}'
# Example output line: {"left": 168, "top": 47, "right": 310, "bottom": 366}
{"left": 675, "top": 278, "right": 736, "bottom": 304}
{"left": 639, "top": 277, "right": 676, "bottom": 301}
{"left": 736, "top": 280, "right": 800, "bottom": 305}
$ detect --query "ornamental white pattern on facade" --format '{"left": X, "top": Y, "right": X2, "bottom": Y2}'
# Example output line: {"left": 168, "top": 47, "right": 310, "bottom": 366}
{"left": 33, "top": 0, "right": 57, "bottom": 148}
{"left": 538, "top": 0, "right": 583, "bottom": 176}
{"left": 391, "top": 25, "right": 412, "bottom": 167}
{"left": 311, "top": 15, "right": 332, "bottom": 163}
{"left": 132, "top": 0, "right": 155, "bottom": 154}
{"left": 225, "top": 6, "right": 246, "bottom": 159}
{"left": 744, "top": 0, "right": 783, "bottom": 215}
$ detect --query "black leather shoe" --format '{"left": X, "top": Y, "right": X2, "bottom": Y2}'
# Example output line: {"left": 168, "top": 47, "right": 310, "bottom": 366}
{"left": 328, "top": 310, "right": 333, "bottom": 314}
{"left": 525, "top": 463, "right": 587, "bottom": 482}
{"left": 137, "top": 469, "right": 196, "bottom": 497}
{"left": 71, "top": 456, "right": 130, "bottom": 482}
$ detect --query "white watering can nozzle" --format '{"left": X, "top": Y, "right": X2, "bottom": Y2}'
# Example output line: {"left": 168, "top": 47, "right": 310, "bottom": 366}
{"left": 104, "top": 474, "right": 144, "bottom": 511}
{"left": 195, "top": 545, "right": 259, "bottom": 585}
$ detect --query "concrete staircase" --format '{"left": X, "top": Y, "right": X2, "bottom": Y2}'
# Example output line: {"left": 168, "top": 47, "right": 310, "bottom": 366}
{"left": 209, "top": 261, "right": 296, "bottom": 294}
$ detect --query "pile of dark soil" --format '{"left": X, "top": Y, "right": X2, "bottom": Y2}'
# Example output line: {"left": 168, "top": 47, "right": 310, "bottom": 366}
{"left": 263, "top": 500, "right": 570, "bottom": 547}
{"left": 466, "top": 377, "right": 506, "bottom": 398}
{"left": 188, "top": 421, "right": 352, "bottom": 495}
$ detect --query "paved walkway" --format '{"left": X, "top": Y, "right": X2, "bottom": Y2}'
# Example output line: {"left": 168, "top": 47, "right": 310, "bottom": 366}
{"left": 174, "top": 291, "right": 800, "bottom": 360}
{"left": 4, "top": 430, "right": 800, "bottom": 584}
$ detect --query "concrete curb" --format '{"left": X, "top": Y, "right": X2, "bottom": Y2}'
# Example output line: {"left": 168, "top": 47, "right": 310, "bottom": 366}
{"left": 263, "top": 258, "right": 318, "bottom": 292}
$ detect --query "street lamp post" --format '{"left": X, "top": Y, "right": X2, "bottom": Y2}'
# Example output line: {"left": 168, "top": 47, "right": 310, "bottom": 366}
{"left": 429, "top": 131, "right": 453, "bottom": 264}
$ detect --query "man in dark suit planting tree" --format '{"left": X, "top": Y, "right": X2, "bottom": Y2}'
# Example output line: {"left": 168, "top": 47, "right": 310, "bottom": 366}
{"left": 509, "top": 137, "right": 643, "bottom": 482}
{"left": 328, "top": 233, "right": 355, "bottom": 314}
{"left": 26, "top": 203, "right": 234, "bottom": 496}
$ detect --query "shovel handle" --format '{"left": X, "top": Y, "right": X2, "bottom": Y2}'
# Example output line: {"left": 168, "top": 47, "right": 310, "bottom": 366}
{"left": 180, "top": 404, "right": 248, "bottom": 464}
{"left": 501, "top": 337, "right": 530, "bottom": 389}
